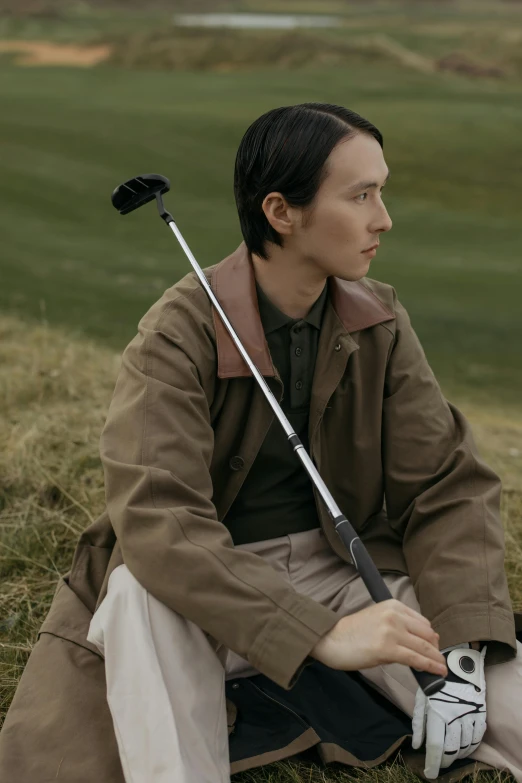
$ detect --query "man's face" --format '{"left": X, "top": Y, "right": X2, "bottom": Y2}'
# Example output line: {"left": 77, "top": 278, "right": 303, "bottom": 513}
{"left": 291, "top": 133, "right": 392, "bottom": 280}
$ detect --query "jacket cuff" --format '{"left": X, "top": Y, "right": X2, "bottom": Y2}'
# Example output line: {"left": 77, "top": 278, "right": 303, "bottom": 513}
{"left": 248, "top": 596, "right": 339, "bottom": 690}
{"left": 433, "top": 608, "right": 517, "bottom": 666}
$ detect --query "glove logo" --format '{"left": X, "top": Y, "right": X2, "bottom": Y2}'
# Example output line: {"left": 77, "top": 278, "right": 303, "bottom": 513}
{"left": 459, "top": 656, "right": 476, "bottom": 675}
{"left": 447, "top": 649, "right": 482, "bottom": 689}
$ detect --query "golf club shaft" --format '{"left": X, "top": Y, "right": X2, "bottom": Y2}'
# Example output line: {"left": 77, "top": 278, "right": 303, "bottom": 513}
{"left": 161, "top": 211, "right": 444, "bottom": 697}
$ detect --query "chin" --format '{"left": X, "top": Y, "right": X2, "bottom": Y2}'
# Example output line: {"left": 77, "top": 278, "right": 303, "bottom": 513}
{"left": 332, "top": 267, "right": 367, "bottom": 283}
{"left": 318, "top": 254, "right": 367, "bottom": 282}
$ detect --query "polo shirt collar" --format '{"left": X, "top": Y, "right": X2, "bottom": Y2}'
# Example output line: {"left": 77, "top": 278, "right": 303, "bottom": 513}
{"left": 256, "top": 279, "right": 328, "bottom": 335}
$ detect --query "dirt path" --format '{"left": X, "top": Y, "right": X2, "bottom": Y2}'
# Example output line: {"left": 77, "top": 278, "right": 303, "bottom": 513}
{"left": 0, "top": 40, "right": 111, "bottom": 67}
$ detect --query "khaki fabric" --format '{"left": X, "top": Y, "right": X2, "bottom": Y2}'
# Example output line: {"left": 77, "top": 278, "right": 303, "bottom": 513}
{"left": 87, "top": 564, "right": 230, "bottom": 783}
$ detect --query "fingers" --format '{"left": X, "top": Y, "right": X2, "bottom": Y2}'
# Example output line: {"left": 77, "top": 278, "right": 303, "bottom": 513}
{"left": 397, "top": 631, "right": 447, "bottom": 675}
{"left": 460, "top": 719, "right": 474, "bottom": 756}
{"left": 386, "top": 600, "right": 442, "bottom": 653}
{"left": 440, "top": 721, "right": 461, "bottom": 769}
{"left": 424, "top": 710, "right": 446, "bottom": 779}
{"left": 404, "top": 614, "right": 440, "bottom": 649}
{"left": 472, "top": 714, "right": 487, "bottom": 747}
{"left": 377, "top": 601, "right": 447, "bottom": 675}
{"left": 395, "top": 646, "right": 447, "bottom": 676}
{"left": 411, "top": 688, "right": 427, "bottom": 750}
{"left": 388, "top": 600, "right": 432, "bottom": 626}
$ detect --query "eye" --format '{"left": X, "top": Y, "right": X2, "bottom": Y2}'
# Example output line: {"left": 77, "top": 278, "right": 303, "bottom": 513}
{"left": 355, "top": 192, "right": 368, "bottom": 202}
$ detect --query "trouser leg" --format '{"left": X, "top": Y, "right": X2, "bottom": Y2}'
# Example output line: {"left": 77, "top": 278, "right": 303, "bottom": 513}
{"left": 87, "top": 564, "right": 230, "bottom": 783}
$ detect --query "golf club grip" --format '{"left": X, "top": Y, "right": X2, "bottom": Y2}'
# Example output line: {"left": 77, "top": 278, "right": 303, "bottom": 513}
{"left": 339, "top": 532, "right": 446, "bottom": 696}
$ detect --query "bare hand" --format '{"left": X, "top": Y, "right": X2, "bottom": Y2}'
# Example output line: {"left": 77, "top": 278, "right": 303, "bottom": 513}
{"left": 311, "top": 599, "right": 448, "bottom": 676}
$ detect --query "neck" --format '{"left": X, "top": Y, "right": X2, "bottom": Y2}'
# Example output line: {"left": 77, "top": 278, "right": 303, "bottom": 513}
{"left": 251, "top": 245, "right": 327, "bottom": 319}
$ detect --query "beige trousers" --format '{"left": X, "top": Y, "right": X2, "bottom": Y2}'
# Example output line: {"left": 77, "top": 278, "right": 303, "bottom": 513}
{"left": 87, "top": 527, "right": 522, "bottom": 783}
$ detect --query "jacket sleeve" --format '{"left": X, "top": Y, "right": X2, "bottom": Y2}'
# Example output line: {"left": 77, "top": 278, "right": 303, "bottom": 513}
{"left": 381, "top": 293, "right": 517, "bottom": 666}
{"left": 99, "top": 289, "right": 338, "bottom": 690}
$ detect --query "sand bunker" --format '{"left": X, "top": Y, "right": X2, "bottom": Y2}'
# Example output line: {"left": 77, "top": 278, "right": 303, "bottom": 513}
{"left": 0, "top": 40, "right": 111, "bottom": 67}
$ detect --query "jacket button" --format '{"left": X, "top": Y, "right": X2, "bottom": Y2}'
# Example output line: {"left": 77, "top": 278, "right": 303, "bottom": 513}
{"left": 334, "top": 343, "right": 342, "bottom": 351}
{"left": 229, "top": 455, "right": 244, "bottom": 471}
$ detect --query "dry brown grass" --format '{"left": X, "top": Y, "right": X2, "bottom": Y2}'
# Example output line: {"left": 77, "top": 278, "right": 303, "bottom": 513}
{"left": 103, "top": 27, "right": 398, "bottom": 73}
{"left": 0, "top": 311, "right": 520, "bottom": 781}
{"left": 103, "top": 27, "right": 500, "bottom": 76}
{"left": 0, "top": 313, "right": 116, "bottom": 717}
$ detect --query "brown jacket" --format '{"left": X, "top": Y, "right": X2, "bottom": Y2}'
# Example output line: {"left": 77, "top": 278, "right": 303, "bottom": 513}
{"left": 41, "top": 240, "right": 518, "bottom": 690}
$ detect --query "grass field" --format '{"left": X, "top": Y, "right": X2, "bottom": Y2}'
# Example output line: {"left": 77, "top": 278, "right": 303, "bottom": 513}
{"left": 0, "top": 3, "right": 521, "bottom": 780}
{"left": 1, "top": 58, "right": 521, "bottom": 406}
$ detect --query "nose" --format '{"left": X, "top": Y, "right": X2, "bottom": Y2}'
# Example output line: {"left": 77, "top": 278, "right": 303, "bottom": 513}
{"left": 372, "top": 199, "right": 393, "bottom": 234}
{"left": 379, "top": 205, "right": 393, "bottom": 234}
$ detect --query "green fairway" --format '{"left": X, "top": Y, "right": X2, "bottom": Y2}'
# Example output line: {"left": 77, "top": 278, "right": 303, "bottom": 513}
{"left": 0, "top": 56, "right": 521, "bottom": 406}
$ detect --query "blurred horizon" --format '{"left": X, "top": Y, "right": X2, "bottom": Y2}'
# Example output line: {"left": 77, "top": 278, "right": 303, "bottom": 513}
{"left": 0, "top": 0, "right": 521, "bottom": 406}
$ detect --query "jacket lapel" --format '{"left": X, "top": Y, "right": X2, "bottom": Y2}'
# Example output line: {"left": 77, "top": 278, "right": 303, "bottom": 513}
{"left": 210, "top": 242, "right": 395, "bottom": 379}
{"left": 210, "top": 244, "right": 274, "bottom": 379}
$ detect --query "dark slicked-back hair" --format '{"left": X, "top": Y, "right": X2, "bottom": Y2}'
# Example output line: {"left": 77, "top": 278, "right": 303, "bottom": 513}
{"left": 233, "top": 103, "right": 383, "bottom": 259}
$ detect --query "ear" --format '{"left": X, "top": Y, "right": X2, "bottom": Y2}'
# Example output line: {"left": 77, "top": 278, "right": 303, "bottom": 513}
{"left": 261, "top": 192, "right": 297, "bottom": 236}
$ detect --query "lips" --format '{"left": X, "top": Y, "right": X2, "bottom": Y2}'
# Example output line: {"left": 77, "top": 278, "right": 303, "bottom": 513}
{"left": 363, "top": 243, "right": 379, "bottom": 252}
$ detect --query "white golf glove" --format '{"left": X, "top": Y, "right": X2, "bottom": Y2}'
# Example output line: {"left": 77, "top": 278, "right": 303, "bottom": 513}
{"left": 411, "top": 642, "right": 487, "bottom": 779}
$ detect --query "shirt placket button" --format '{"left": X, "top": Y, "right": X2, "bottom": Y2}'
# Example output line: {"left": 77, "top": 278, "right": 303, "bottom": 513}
{"left": 290, "top": 322, "right": 306, "bottom": 407}
{"left": 229, "top": 456, "right": 244, "bottom": 471}
{"left": 292, "top": 325, "right": 304, "bottom": 406}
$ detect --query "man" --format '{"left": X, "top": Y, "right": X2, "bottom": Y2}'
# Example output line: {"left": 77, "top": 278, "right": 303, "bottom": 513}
{"left": 1, "top": 103, "right": 521, "bottom": 783}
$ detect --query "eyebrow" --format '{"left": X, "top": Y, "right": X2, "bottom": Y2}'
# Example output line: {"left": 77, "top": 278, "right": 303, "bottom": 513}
{"left": 346, "top": 170, "right": 391, "bottom": 194}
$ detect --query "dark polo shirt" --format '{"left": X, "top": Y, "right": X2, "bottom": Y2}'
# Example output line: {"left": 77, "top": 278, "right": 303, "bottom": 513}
{"left": 224, "top": 279, "right": 329, "bottom": 544}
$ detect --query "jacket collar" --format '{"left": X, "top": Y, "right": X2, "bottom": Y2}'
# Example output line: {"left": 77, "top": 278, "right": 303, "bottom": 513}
{"left": 210, "top": 242, "right": 394, "bottom": 379}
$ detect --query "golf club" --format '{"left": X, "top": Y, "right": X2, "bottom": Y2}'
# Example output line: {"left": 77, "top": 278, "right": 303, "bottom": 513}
{"left": 111, "top": 173, "right": 446, "bottom": 697}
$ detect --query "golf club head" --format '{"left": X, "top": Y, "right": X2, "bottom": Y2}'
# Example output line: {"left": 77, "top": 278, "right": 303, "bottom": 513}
{"left": 111, "top": 174, "right": 171, "bottom": 215}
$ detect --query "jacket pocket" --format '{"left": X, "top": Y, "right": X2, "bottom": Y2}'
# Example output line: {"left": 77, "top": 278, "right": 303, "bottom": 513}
{"left": 38, "top": 578, "right": 101, "bottom": 658}
{"left": 68, "top": 543, "right": 114, "bottom": 614}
